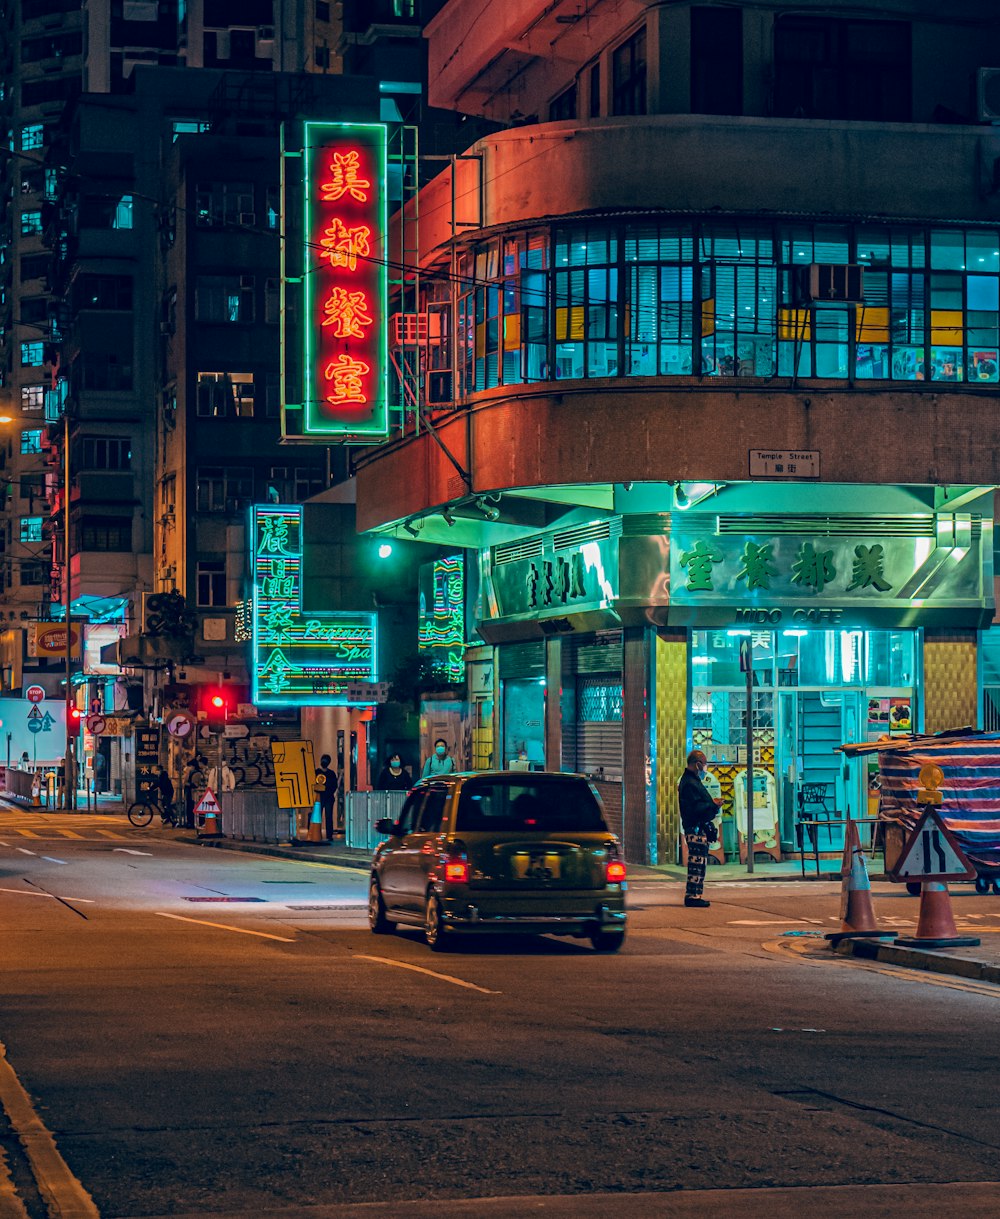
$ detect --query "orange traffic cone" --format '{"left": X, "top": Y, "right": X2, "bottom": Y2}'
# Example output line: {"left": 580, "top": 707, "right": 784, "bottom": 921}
{"left": 895, "top": 881, "right": 981, "bottom": 948}
{"left": 307, "top": 803, "right": 327, "bottom": 844}
{"left": 826, "top": 818, "right": 897, "bottom": 945}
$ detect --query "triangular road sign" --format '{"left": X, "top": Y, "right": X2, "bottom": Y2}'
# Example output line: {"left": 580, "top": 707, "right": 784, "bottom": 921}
{"left": 27, "top": 705, "right": 42, "bottom": 720}
{"left": 194, "top": 787, "right": 221, "bottom": 816}
{"left": 890, "top": 806, "right": 976, "bottom": 882}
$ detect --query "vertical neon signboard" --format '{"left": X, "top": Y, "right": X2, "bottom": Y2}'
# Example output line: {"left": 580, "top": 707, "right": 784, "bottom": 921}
{"left": 252, "top": 504, "right": 376, "bottom": 705}
{"left": 418, "top": 554, "right": 465, "bottom": 683}
{"left": 303, "top": 121, "right": 388, "bottom": 437}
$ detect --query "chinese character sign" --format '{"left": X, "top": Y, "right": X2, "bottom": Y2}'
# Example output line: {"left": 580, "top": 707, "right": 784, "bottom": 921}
{"left": 304, "top": 122, "right": 387, "bottom": 437}
{"left": 251, "top": 505, "right": 376, "bottom": 705}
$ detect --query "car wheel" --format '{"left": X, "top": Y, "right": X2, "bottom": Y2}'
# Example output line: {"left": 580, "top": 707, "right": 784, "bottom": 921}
{"left": 590, "top": 928, "right": 626, "bottom": 953}
{"left": 424, "top": 894, "right": 451, "bottom": 952}
{"left": 368, "top": 878, "right": 394, "bottom": 934}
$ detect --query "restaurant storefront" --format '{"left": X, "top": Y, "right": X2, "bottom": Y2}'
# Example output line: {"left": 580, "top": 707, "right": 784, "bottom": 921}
{"left": 475, "top": 486, "right": 993, "bottom": 864}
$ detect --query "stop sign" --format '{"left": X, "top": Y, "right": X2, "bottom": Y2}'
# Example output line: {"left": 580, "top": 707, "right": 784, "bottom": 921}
{"left": 25, "top": 685, "right": 45, "bottom": 704}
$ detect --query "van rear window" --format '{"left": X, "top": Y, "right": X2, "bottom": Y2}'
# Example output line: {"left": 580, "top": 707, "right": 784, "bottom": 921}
{"left": 456, "top": 778, "right": 607, "bottom": 832}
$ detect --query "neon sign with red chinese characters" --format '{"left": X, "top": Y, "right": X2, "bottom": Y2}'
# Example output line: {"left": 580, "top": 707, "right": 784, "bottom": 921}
{"left": 303, "top": 122, "right": 387, "bottom": 437}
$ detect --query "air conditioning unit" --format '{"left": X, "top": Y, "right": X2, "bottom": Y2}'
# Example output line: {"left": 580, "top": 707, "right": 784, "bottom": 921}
{"left": 794, "top": 264, "right": 864, "bottom": 305}
{"left": 238, "top": 212, "right": 256, "bottom": 226}
{"left": 257, "top": 26, "right": 275, "bottom": 50}
{"left": 977, "top": 68, "right": 1000, "bottom": 122}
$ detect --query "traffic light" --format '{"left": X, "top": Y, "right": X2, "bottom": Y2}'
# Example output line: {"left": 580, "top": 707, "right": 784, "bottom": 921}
{"left": 69, "top": 706, "right": 84, "bottom": 726}
{"left": 203, "top": 686, "right": 230, "bottom": 733}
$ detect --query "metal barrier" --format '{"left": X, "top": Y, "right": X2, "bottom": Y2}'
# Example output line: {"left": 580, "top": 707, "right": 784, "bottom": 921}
{"left": 346, "top": 790, "right": 406, "bottom": 852}
{"left": 3, "top": 767, "right": 43, "bottom": 808}
{"left": 220, "top": 790, "right": 294, "bottom": 843}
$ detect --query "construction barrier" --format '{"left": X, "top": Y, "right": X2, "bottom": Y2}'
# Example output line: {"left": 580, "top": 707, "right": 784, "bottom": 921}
{"left": 220, "top": 790, "right": 295, "bottom": 843}
{"left": 345, "top": 790, "right": 406, "bottom": 852}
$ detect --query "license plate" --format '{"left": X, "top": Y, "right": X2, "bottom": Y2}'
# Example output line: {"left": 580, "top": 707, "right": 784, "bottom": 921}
{"left": 511, "top": 851, "right": 561, "bottom": 881}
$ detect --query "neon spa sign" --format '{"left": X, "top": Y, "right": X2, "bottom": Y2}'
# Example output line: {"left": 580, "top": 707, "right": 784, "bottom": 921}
{"left": 251, "top": 504, "right": 376, "bottom": 706}
{"left": 303, "top": 122, "right": 388, "bottom": 438}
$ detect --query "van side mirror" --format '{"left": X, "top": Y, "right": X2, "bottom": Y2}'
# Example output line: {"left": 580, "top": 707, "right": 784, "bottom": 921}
{"left": 374, "top": 817, "right": 397, "bottom": 836}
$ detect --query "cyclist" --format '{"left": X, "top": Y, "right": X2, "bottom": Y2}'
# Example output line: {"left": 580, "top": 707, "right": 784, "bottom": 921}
{"left": 152, "top": 765, "right": 178, "bottom": 826}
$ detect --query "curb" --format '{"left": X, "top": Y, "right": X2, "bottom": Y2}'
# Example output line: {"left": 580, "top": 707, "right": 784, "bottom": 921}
{"left": 186, "top": 834, "right": 372, "bottom": 871}
{"left": 834, "top": 936, "right": 1000, "bottom": 984}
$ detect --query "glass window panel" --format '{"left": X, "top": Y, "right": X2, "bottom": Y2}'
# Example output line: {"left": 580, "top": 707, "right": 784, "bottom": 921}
{"left": 966, "top": 230, "right": 1000, "bottom": 272}
{"left": 930, "top": 348, "right": 963, "bottom": 381}
{"left": 969, "top": 350, "right": 999, "bottom": 382}
{"left": 930, "top": 230, "right": 964, "bottom": 269}
{"left": 967, "top": 275, "right": 999, "bottom": 311}
{"left": 891, "top": 346, "right": 924, "bottom": 380}
{"left": 813, "top": 226, "right": 849, "bottom": 262}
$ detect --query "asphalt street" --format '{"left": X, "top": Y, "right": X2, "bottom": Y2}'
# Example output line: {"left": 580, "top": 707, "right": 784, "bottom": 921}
{"left": 1, "top": 809, "right": 999, "bottom": 1218}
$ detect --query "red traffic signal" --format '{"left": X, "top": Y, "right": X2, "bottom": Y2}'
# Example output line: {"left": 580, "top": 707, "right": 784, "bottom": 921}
{"left": 69, "top": 707, "right": 84, "bottom": 722}
{"left": 203, "top": 686, "right": 230, "bottom": 731}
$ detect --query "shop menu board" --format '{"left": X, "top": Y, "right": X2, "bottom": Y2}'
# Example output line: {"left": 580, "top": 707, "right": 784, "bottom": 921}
{"left": 135, "top": 727, "right": 160, "bottom": 800}
{"left": 867, "top": 696, "right": 912, "bottom": 736}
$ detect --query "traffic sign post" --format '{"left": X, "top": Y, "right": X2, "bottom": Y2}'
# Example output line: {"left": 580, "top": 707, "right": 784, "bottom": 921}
{"left": 86, "top": 714, "right": 106, "bottom": 736}
{"left": 889, "top": 805, "right": 980, "bottom": 948}
{"left": 888, "top": 805, "right": 976, "bottom": 884}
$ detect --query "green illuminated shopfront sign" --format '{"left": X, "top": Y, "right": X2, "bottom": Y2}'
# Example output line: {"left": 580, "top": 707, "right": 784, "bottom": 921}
{"left": 669, "top": 518, "right": 991, "bottom": 629}
{"left": 251, "top": 505, "right": 376, "bottom": 706}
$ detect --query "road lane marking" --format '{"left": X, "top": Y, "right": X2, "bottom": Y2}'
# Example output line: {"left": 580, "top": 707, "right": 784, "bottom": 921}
{"left": 354, "top": 954, "right": 501, "bottom": 995}
{"left": 0, "top": 888, "right": 95, "bottom": 902}
{"left": 14, "top": 849, "right": 36, "bottom": 856}
{"left": 728, "top": 919, "right": 824, "bottom": 926}
{"left": 155, "top": 912, "right": 295, "bottom": 942}
{"left": 40, "top": 857, "right": 68, "bottom": 865}
{"left": 0, "top": 1039, "right": 99, "bottom": 1218}
{"left": 113, "top": 849, "right": 153, "bottom": 856}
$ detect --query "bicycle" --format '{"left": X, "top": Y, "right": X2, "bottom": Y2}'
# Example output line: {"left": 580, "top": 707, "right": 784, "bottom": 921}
{"left": 127, "top": 793, "right": 180, "bottom": 828}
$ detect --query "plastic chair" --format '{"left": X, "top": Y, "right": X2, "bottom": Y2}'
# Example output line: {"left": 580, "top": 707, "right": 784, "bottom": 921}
{"left": 798, "top": 782, "right": 833, "bottom": 847}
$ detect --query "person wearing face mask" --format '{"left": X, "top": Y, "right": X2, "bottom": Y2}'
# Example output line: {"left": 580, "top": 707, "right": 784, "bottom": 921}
{"left": 376, "top": 753, "right": 412, "bottom": 791}
{"left": 421, "top": 738, "right": 455, "bottom": 779}
{"left": 678, "top": 749, "right": 722, "bottom": 908}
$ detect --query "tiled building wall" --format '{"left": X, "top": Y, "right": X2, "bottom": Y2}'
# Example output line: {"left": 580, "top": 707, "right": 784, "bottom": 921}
{"left": 655, "top": 631, "right": 688, "bottom": 865}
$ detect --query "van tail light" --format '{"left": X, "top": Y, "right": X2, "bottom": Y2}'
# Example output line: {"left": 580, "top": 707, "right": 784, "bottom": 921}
{"left": 443, "top": 841, "right": 470, "bottom": 884}
{"left": 606, "top": 842, "right": 626, "bottom": 884}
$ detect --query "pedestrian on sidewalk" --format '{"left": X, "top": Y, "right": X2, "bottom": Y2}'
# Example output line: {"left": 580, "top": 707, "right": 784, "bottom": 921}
{"left": 678, "top": 749, "right": 722, "bottom": 908}
{"left": 376, "top": 753, "right": 412, "bottom": 791}
{"left": 421, "top": 738, "right": 455, "bottom": 779}
{"left": 315, "top": 753, "right": 339, "bottom": 837}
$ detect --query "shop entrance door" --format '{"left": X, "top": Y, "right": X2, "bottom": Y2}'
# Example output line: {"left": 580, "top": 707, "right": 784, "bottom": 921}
{"left": 778, "top": 690, "right": 865, "bottom": 856}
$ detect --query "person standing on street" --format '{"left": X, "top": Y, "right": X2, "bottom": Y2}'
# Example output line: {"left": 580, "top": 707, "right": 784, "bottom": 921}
{"left": 375, "top": 753, "right": 412, "bottom": 791}
{"left": 678, "top": 750, "right": 722, "bottom": 908}
{"left": 315, "top": 753, "right": 339, "bottom": 837}
{"left": 421, "top": 738, "right": 455, "bottom": 779}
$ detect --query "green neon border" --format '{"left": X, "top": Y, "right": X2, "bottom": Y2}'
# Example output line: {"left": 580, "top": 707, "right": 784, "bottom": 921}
{"left": 250, "top": 504, "right": 378, "bottom": 707}
{"left": 302, "top": 121, "right": 388, "bottom": 438}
